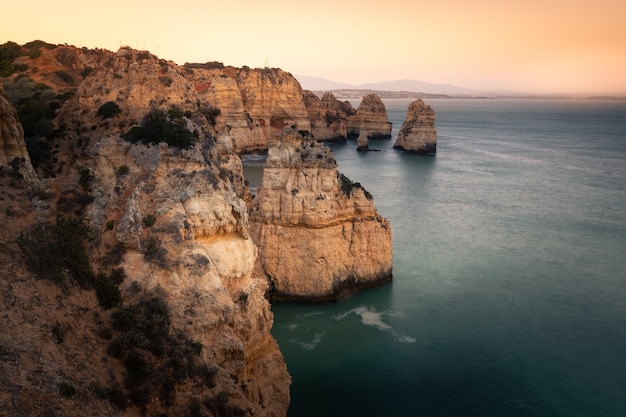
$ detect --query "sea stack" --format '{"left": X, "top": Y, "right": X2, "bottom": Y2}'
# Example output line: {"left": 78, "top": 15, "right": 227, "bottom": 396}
{"left": 356, "top": 128, "right": 369, "bottom": 151}
{"left": 393, "top": 99, "right": 437, "bottom": 154}
{"left": 249, "top": 127, "right": 393, "bottom": 302}
{"left": 347, "top": 94, "right": 392, "bottom": 140}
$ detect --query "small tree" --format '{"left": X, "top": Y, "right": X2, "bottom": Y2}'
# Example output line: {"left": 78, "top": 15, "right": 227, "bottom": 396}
{"left": 97, "top": 101, "right": 122, "bottom": 119}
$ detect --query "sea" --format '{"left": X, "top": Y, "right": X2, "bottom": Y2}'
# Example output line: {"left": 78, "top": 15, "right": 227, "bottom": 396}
{"left": 244, "top": 98, "right": 626, "bottom": 417}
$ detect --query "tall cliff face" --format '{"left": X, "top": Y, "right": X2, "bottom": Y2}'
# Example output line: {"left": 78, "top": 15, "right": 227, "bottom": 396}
{"left": 1, "top": 44, "right": 290, "bottom": 416}
{"left": 230, "top": 67, "right": 311, "bottom": 152}
{"left": 302, "top": 90, "right": 349, "bottom": 142}
{"left": 393, "top": 99, "right": 437, "bottom": 154}
{"left": 91, "top": 137, "right": 290, "bottom": 416}
{"left": 249, "top": 128, "right": 393, "bottom": 302}
{"left": 347, "top": 93, "right": 392, "bottom": 140}
{"left": 184, "top": 65, "right": 311, "bottom": 153}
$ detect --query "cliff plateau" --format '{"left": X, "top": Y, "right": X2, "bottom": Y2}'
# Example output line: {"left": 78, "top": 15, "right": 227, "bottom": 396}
{"left": 249, "top": 128, "right": 393, "bottom": 302}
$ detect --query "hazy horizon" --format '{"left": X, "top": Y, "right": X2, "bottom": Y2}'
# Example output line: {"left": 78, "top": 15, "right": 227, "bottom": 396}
{"left": 2, "top": 0, "right": 625, "bottom": 95}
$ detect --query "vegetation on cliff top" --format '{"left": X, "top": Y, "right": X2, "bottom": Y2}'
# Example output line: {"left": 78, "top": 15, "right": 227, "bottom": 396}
{"left": 122, "top": 107, "right": 196, "bottom": 149}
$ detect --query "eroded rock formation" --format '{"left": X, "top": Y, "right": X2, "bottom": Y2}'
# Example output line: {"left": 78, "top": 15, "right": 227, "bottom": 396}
{"left": 393, "top": 99, "right": 437, "bottom": 154}
{"left": 302, "top": 91, "right": 352, "bottom": 142}
{"left": 186, "top": 64, "right": 311, "bottom": 153}
{"left": 249, "top": 128, "right": 393, "bottom": 302}
{"left": 347, "top": 94, "right": 392, "bottom": 140}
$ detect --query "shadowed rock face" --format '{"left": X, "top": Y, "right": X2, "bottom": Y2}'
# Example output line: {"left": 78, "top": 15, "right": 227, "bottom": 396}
{"left": 249, "top": 127, "right": 393, "bottom": 303}
{"left": 0, "top": 87, "right": 37, "bottom": 182}
{"left": 347, "top": 94, "right": 392, "bottom": 140}
{"left": 393, "top": 99, "right": 437, "bottom": 154}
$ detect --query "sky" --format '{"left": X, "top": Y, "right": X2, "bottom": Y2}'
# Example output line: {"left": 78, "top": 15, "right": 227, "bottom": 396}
{"left": 2, "top": 0, "right": 626, "bottom": 94}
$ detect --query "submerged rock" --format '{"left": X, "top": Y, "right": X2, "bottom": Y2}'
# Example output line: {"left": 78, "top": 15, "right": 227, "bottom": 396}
{"left": 249, "top": 127, "right": 393, "bottom": 302}
{"left": 393, "top": 99, "right": 437, "bottom": 154}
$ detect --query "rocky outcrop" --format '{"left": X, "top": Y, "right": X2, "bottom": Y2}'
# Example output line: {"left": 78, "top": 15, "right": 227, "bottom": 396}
{"left": 302, "top": 91, "right": 350, "bottom": 142}
{"left": 186, "top": 65, "right": 311, "bottom": 153}
{"left": 90, "top": 137, "right": 290, "bottom": 416}
{"left": 393, "top": 99, "right": 437, "bottom": 154}
{"left": 347, "top": 94, "right": 392, "bottom": 140}
{"left": 249, "top": 128, "right": 393, "bottom": 302}
{"left": 230, "top": 67, "right": 311, "bottom": 152}
{"left": 0, "top": 85, "right": 38, "bottom": 182}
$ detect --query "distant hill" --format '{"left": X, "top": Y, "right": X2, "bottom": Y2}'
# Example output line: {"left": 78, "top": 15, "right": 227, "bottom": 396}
{"left": 295, "top": 75, "right": 523, "bottom": 97}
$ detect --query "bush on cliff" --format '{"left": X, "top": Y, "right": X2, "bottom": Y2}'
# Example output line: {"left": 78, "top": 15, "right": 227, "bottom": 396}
{"left": 122, "top": 108, "right": 196, "bottom": 149}
{"left": 17, "top": 216, "right": 94, "bottom": 290}
{"left": 108, "top": 290, "right": 218, "bottom": 412}
{"left": 96, "top": 101, "right": 122, "bottom": 119}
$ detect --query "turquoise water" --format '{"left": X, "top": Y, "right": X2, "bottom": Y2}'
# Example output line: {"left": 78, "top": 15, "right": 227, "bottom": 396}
{"left": 263, "top": 99, "right": 626, "bottom": 416}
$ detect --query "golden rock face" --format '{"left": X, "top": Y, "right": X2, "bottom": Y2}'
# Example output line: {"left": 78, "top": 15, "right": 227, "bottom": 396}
{"left": 250, "top": 128, "right": 393, "bottom": 303}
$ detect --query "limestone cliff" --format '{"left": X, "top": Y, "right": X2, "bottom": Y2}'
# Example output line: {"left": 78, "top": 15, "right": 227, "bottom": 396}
{"left": 249, "top": 128, "right": 393, "bottom": 302}
{"left": 393, "top": 99, "right": 437, "bottom": 154}
{"left": 302, "top": 90, "right": 349, "bottom": 142}
{"left": 229, "top": 67, "right": 311, "bottom": 152}
{"left": 184, "top": 64, "right": 311, "bottom": 153}
{"left": 347, "top": 94, "right": 392, "bottom": 140}
{"left": 91, "top": 137, "right": 290, "bottom": 416}
{"left": 1, "top": 44, "right": 289, "bottom": 416}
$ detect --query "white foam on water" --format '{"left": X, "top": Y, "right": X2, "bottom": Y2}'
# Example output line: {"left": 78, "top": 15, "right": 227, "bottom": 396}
{"left": 333, "top": 306, "right": 415, "bottom": 343}
{"left": 290, "top": 331, "right": 326, "bottom": 350}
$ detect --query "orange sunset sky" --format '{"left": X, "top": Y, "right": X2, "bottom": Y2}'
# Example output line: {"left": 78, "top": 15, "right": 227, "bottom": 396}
{"left": 2, "top": 0, "right": 625, "bottom": 94}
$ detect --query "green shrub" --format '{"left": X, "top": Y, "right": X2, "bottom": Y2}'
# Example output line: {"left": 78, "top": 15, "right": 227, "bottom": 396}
{"left": 80, "top": 66, "right": 94, "bottom": 78}
{"left": 97, "top": 101, "right": 121, "bottom": 119}
{"left": 78, "top": 168, "right": 94, "bottom": 190}
{"left": 0, "top": 41, "right": 22, "bottom": 77}
{"left": 54, "top": 70, "right": 74, "bottom": 84}
{"left": 17, "top": 216, "right": 94, "bottom": 289}
{"left": 12, "top": 62, "right": 28, "bottom": 72}
{"left": 142, "top": 214, "right": 156, "bottom": 228}
{"left": 122, "top": 108, "right": 196, "bottom": 149}
{"left": 52, "top": 321, "right": 66, "bottom": 344}
{"left": 116, "top": 164, "right": 129, "bottom": 176}
{"left": 95, "top": 274, "right": 123, "bottom": 310}
{"left": 340, "top": 173, "right": 353, "bottom": 197}
{"left": 105, "top": 220, "right": 115, "bottom": 230}
{"left": 59, "top": 381, "right": 76, "bottom": 398}
{"left": 108, "top": 290, "right": 217, "bottom": 411}
{"left": 167, "top": 106, "right": 183, "bottom": 119}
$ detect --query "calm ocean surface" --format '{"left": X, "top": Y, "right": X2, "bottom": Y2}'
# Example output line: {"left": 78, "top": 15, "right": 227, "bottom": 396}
{"left": 247, "top": 99, "right": 626, "bottom": 416}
